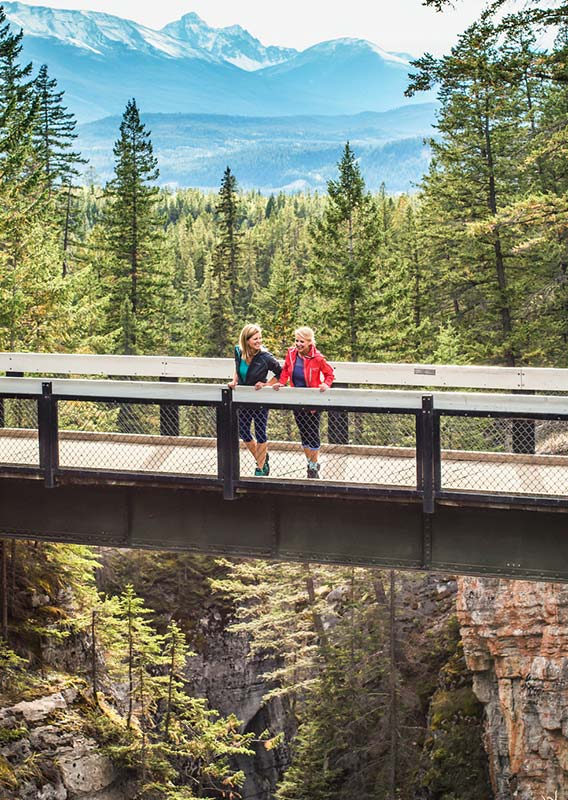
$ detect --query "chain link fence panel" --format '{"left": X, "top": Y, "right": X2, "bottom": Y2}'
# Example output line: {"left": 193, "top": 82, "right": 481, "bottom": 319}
{"left": 440, "top": 415, "right": 568, "bottom": 497}
{"left": 237, "top": 406, "right": 418, "bottom": 486}
{"left": 0, "top": 397, "right": 39, "bottom": 466}
{"left": 58, "top": 400, "right": 219, "bottom": 477}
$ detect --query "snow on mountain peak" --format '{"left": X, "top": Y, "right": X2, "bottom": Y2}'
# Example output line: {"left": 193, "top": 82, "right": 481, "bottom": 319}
{"left": 2, "top": 2, "right": 409, "bottom": 74}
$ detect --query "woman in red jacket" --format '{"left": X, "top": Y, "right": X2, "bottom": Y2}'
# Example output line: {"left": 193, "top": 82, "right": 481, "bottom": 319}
{"left": 273, "top": 326, "right": 334, "bottom": 478}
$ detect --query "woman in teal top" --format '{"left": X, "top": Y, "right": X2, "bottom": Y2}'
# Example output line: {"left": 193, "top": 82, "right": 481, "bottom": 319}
{"left": 228, "top": 323, "right": 282, "bottom": 476}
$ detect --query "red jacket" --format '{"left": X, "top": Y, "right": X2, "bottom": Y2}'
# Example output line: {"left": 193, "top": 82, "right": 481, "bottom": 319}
{"left": 279, "top": 345, "right": 334, "bottom": 388}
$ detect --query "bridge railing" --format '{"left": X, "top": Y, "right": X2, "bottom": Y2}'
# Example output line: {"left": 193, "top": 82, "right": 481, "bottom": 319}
{"left": 3, "top": 351, "right": 568, "bottom": 391}
{"left": 0, "top": 376, "right": 567, "bottom": 509}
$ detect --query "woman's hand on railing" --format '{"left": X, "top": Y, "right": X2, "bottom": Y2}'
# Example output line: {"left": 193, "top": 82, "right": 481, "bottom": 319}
{"left": 319, "top": 383, "right": 328, "bottom": 392}
{"left": 227, "top": 380, "right": 236, "bottom": 389}
{"left": 272, "top": 382, "right": 283, "bottom": 391}
{"left": 254, "top": 381, "right": 266, "bottom": 390}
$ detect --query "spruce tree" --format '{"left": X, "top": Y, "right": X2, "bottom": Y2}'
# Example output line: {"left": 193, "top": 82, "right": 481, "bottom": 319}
{"left": 33, "top": 63, "right": 84, "bottom": 194}
{"left": 103, "top": 99, "right": 173, "bottom": 354}
{"left": 212, "top": 166, "right": 242, "bottom": 323}
{"left": 309, "top": 142, "right": 382, "bottom": 361}
{"left": 408, "top": 20, "right": 536, "bottom": 365}
{"left": 33, "top": 63, "right": 86, "bottom": 276}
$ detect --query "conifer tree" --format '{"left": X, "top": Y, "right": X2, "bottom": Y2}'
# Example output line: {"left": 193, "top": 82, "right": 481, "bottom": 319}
{"left": 103, "top": 99, "right": 173, "bottom": 354}
{"left": 33, "top": 63, "right": 84, "bottom": 194}
{"left": 309, "top": 142, "right": 382, "bottom": 361}
{"left": 210, "top": 166, "right": 241, "bottom": 336}
{"left": 408, "top": 19, "right": 537, "bottom": 365}
{"left": 33, "top": 63, "right": 86, "bottom": 276}
{"left": 113, "top": 584, "right": 164, "bottom": 729}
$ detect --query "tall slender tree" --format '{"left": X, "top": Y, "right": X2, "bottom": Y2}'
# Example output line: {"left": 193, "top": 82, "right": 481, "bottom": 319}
{"left": 309, "top": 143, "right": 382, "bottom": 361}
{"left": 103, "top": 99, "right": 173, "bottom": 354}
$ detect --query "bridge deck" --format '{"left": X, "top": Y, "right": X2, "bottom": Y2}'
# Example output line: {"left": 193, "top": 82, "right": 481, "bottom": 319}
{"left": 2, "top": 428, "right": 567, "bottom": 498}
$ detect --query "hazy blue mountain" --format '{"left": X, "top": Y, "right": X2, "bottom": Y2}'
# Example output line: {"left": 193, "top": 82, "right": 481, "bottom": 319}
{"left": 2, "top": 2, "right": 431, "bottom": 122}
{"left": 161, "top": 12, "right": 297, "bottom": 70}
{"left": 78, "top": 105, "right": 437, "bottom": 193}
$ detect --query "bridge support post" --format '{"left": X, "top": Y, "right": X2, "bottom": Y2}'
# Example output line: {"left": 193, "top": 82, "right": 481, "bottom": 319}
{"left": 159, "top": 376, "right": 180, "bottom": 436}
{"left": 38, "top": 382, "right": 59, "bottom": 488}
{"left": 420, "top": 395, "right": 435, "bottom": 515}
{"left": 218, "top": 388, "right": 237, "bottom": 500}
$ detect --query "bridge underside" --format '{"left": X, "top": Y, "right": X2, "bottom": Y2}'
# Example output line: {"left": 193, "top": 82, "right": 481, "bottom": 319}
{"left": 1, "top": 477, "right": 568, "bottom": 582}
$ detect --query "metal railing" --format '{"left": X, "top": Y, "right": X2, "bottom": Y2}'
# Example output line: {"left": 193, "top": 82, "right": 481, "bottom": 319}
{"left": 3, "top": 351, "right": 568, "bottom": 390}
{"left": 1, "top": 376, "right": 568, "bottom": 509}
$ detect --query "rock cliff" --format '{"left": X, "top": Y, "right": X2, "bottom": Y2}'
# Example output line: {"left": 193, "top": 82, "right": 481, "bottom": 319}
{"left": 457, "top": 576, "right": 568, "bottom": 799}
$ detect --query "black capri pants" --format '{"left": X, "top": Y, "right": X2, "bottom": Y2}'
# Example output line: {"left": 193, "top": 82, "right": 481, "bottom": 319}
{"left": 293, "top": 409, "right": 322, "bottom": 451}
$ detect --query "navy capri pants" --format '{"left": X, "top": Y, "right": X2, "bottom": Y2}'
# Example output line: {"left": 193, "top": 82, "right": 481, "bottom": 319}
{"left": 238, "top": 407, "right": 269, "bottom": 444}
{"left": 293, "top": 409, "right": 322, "bottom": 451}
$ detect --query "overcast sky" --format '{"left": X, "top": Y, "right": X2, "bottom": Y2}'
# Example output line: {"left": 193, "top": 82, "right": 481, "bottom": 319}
{"left": 13, "top": 0, "right": 492, "bottom": 55}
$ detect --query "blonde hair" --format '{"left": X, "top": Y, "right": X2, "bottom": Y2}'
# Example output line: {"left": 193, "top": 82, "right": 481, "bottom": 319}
{"left": 295, "top": 326, "right": 315, "bottom": 346}
{"left": 239, "top": 323, "right": 262, "bottom": 362}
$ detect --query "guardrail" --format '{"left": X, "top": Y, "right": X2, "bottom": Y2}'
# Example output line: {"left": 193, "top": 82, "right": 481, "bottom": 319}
{"left": 1, "top": 377, "right": 568, "bottom": 510}
{"left": 3, "top": 351, "right": 568, "bottom": 390}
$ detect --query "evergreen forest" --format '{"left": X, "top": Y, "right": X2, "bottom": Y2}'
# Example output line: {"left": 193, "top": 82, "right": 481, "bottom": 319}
{"left": 0, "top": 1, "right": 567, "bottom": 798}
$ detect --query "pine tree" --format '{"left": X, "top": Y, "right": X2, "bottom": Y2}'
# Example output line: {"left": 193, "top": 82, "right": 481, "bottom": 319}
{"left": 309, "top": 142, "right": 382, "bottom": 361}
{"left": 408, "top": 19, "right": 539, "bottom": 365}
{"left": 33, "top": 64, "right": 85, "bottom": 194}
{"left": 103, "top": 99, "right": 173, "bottom": 354}
{"left": 212, "top": 166, "right": 242, "bottom": 325}
{"left": 33, "top": 63, "right": 86, "bottom": 276}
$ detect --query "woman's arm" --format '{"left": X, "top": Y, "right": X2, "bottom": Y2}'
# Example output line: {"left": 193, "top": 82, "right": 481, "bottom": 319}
{"left": 274, "top": 350, "right": 291, "bottom": 389}
{"left": 319, "top": 357, "right": 335, "bottom": 391}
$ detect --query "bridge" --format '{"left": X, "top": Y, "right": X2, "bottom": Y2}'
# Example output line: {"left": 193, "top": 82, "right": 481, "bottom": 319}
{"left": 1, "top": 352, "right": 568, "bottom": 581}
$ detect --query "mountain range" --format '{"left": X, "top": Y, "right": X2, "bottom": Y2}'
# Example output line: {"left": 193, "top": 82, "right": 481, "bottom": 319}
{"left": 2, "top": 2, "right": 437, "bottom": 191}
{"left": 3, "top": 1, "right": 430, "bottom": 122}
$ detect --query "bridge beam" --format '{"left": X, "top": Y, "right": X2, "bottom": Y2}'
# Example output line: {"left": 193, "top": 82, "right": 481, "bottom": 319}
{"left": 1, "top": 478, "right": 568, "bottom": 581}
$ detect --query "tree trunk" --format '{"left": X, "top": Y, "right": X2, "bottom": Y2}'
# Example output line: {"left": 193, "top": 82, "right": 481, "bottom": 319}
{"left": 388, "top": 569, "right": 398, "bottom": 800}
{"left": 1, "top": 540, "right": 8, "bottom": 641}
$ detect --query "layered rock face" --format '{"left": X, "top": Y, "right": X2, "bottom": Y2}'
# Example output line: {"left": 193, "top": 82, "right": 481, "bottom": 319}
{"left": 457, "top": 577, "right": 568, "bottom": 799}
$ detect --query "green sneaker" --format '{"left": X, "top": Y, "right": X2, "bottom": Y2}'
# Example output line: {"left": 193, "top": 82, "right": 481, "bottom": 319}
{"left": 254, "top": 466, "right": 263, "bottom": 477}
{"left": 261, "top": 460, "right": 270, "bottom": 476}
{"left": 307, "top": 462, "right": 320, "bottom": 479}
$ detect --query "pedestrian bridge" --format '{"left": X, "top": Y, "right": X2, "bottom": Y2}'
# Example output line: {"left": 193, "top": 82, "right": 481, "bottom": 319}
{"left": 1, "top": 352, "right": 568, "bottom": 581}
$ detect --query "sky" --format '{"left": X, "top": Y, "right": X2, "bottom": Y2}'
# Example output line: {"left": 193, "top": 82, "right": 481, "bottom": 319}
{"left": 12, "top": 0, "right": 492, "bottom": 55}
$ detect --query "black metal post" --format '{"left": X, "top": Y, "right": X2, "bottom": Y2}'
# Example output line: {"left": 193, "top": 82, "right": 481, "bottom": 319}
{"left": 328, "top": 382, "right": 349, "bottom": 444}
{"left": 159, "top": 376, "right": 180, "bottom": 436}
{"left": 420, "top": 394, "right": 435, "bottom": 515}
{"left": 217, "top": 388, "right": 236, "bottom": 500}
{"left": 38, "top": 381, "right": 59, "bottom": 488}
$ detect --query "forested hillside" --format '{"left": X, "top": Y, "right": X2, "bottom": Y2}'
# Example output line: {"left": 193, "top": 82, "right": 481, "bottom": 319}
{"left": 1, "top": 1, "right": 567, "bottom": 798}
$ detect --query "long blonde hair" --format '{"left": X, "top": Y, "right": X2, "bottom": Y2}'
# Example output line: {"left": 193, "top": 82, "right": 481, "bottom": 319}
{"left": 239, "top": 323, "right": 262, "bottom": 362}
{"left": 295, "top": 326, "right": 315, "bottom": 347}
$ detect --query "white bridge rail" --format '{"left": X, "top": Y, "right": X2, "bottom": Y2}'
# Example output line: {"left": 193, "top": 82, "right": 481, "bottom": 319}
{"left": 0, "top": 377, "right": 568, "bottom": 415}
{"left": 2, "top": 352, "right": 568, "bottom": 391}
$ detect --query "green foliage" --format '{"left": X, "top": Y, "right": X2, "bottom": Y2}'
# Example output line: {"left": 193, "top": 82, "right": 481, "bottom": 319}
{"left": 419, "top": 623, "right": 491, "bottom": 800}
{"left": 0, "top": 754, "right": 18, "bottom": 790}
{"left": 0, "top": 641, "right": 28, "bottom": 693}
{"left": 309, "top": 142, "right": 382, "bottom": 361}
{"left": 102, "top": 98, "right": 175, "bottom": 354}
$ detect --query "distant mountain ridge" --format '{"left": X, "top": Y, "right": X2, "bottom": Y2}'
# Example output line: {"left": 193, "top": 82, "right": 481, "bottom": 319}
{"left": 2, "top": 1, "right": 430, "bottom": 122}
{"left": 77, "top": 105, "right": 437, "bottom": 193}
{"left": 161, "top": 12, "right": 297, "bottom": 70}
